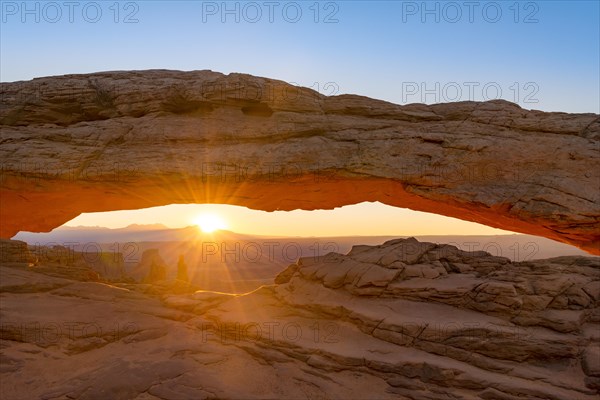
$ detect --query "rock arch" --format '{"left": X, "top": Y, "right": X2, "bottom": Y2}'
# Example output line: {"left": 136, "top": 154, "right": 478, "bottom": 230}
{"left": 0, "top": 70, "right": 598, "bottom": 254}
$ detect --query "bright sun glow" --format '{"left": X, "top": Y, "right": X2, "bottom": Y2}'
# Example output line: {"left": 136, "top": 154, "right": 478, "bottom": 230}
{"left": 193, "top": 214, "right": 227, "bottom": 233}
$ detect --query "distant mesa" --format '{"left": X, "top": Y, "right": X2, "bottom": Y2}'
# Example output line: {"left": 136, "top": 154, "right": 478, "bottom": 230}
{"left": 121, "top": 223, "right": 170, "bottom": 230}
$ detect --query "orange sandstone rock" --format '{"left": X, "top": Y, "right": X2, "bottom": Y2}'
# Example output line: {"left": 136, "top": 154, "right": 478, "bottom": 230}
{"left": 1, "top": 70, "right": 598, "bottom": 253}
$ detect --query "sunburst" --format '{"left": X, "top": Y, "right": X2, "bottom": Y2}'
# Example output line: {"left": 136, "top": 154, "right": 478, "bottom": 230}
{"left": 193, "top": 213, "right": 227, "bottom": 233}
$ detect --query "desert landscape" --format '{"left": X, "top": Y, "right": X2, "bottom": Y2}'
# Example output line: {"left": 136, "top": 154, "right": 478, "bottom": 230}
{"left": 1, "top": 234, "right": 599, "bottom": 399}
{"left": 1, "top": 2, "right": 599, "bottom": 399}
{"left": 1, "top": 69, "right": 598, "bottom": 400}
{"left": 9, "top": 224, "right": 595, "bottom": 293}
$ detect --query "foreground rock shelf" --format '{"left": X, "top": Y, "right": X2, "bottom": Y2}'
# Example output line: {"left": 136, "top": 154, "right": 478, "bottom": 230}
{"left": 1, "top": 70, "right": 599, "bottom": 253}
{"left": 1, "top": 238, "right": 598, "bottom": 399}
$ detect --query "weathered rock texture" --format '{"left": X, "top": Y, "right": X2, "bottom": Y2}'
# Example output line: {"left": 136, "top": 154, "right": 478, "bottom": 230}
{"left": 0, "top": 239, "right": 36, "bottom": 265}
{"left": 1, "top": 70, "right": 599, "bottom": 253}
{"left": 1, "top": 238, "right": 599, "bottom": 399}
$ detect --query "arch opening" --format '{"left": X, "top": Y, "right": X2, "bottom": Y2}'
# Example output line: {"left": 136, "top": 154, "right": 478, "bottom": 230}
{"left": 11, "top": 202, "right": 591, "bottom": 294}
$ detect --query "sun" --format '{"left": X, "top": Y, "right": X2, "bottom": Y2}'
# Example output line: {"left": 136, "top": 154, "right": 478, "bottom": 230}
{"left": 193, "top": 213, "right": 227, "bottom": 233}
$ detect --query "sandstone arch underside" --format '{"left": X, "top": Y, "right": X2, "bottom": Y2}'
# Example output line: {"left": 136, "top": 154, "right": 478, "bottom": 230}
{"left": 0, "top": 70, "right": 598, "bottom": 254}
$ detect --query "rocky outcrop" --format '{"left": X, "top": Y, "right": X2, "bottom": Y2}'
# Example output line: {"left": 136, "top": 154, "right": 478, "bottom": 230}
{"left": 0, "top": 239, "right": 36, "bottom": 265}
{"left": 130, "top": 248, "right": 170, "bottom": 283}
{"left": 1, "top": 70, "right": 599, "bottom": 253}
{"left": 276, "top": 238, "right": 600, "bottom": 328}
{"left": 1, "top": 238, "right": 598, "bottom": 399}
{"left": 266, "top": 238, "right": 600, "bottom": 398}
{"left": 176, "top": 254, "right": 189, "bottom": 282}
{"left": 28, "top": 244, "right": 125, "bottom": 280}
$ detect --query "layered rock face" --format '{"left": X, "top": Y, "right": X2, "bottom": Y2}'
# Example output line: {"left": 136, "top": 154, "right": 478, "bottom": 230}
{"left": 1, "top": 70, "right": 599, "bottom": 253}
{"left": 1, "top": 238, "right": 598, "bottom": 399}
{"left": 269, "top": 238, "right": 600, "bottom": 397}
{"left": 0, "top": 239, "right": 36, "bottom": 265}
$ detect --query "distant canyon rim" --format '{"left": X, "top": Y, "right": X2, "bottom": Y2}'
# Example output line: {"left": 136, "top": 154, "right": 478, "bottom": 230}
{"left": 0, "top": 69, "right": 598, "bottom": 253}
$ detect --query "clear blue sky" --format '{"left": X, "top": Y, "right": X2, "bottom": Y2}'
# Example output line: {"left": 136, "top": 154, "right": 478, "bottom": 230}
{"left": 1, "top": 1, "right": 598, "bottom": 236}
{"left": 1, "top": 1, "right": 599, "bottom": 113}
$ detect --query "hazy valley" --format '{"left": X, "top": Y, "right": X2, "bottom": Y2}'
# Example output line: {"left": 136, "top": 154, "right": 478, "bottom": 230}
{"left": 12, "top": 224, "right": 592, "bottom": 293}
